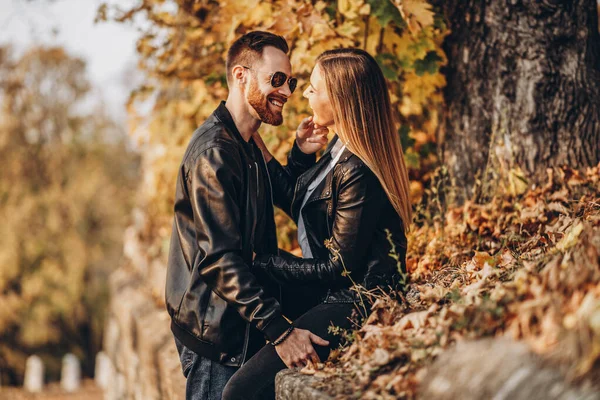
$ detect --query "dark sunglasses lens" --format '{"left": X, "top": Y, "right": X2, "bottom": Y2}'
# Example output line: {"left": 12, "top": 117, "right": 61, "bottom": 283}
{"left": 289, "top": 78, "right": 297, "bottom": 93}
{"left": 271, "top": 72, "right": 287, "bottom": 88}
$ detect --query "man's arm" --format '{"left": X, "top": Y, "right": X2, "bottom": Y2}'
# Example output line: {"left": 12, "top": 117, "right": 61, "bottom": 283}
{"left": 189, "top": 145, "right": 290, "bottom": 341}
{"left": 254, "top": 164, "right": 386, "bottom": 284}
{"left": 189, "top": 145, "right": 329, "bottom": 367}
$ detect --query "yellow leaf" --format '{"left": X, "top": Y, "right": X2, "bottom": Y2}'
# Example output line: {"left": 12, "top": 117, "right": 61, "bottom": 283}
{"left": 337, "top": 21, "right": 361, "bottom": 38}
{"left": 359, "top": 3, "right": 371, "bottom": 15}
{"left": 338, "top": 0, "right": 366, "bottom": 19}
{"left": 245, "top": 2, "right": 274, "bottom": 26}
{"left": 394, "top": 0, "right": 435, "bottom": 33}
{"left": 508, "top": 167, "right": 529, "bottom": 196}
{"left": 556, "top": 221, "right": 584, "bottom": 252}
{"left": 310, "top": 22, "right": 336, "bottom": 42}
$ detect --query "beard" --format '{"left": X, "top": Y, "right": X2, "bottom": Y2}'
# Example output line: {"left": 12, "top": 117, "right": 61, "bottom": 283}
{"left": 246, "top": 79, "right": 283, "bottom": 126}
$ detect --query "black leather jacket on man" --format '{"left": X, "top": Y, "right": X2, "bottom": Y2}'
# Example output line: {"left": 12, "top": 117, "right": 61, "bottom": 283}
{"left": 165, "top": 102, "right": 314, "bottom": 366}
{"left": 254, "top": 136, "right": 408, "bottom": 306}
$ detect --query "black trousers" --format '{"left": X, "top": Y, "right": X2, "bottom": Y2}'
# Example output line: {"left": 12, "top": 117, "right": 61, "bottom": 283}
{"left": 222, "top": 302, "right": 356, "bottom": 400}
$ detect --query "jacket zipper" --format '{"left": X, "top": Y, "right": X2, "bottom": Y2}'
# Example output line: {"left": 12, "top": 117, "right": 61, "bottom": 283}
{"left": 259, "top": 156, "right": 274, "bottom": 215}
{"left": 258, "top": 152, "right": 283, "bottom": 309}
{"left": 240, "top": 322, "right": 251, "bottom": 365}
{"left": 290, "top": 177, "right": 300, "bottom": 221}
{"left": 255, "top": 161, "right": 260, "bottom": 197}
{"left": 241, "top": 158, "right": 258, "bottom": 366}
{"left": 326, "top": 168, "right": 335, "bottom": 238}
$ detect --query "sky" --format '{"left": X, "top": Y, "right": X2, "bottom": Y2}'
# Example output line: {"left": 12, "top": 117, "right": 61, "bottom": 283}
{"left": 1, "top": 0, "right": 141, "bottom": 122}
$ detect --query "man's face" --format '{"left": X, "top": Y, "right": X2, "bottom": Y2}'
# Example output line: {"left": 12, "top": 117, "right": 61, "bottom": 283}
{"left": 245, "top": 46, "right": 293, "bottom": 126}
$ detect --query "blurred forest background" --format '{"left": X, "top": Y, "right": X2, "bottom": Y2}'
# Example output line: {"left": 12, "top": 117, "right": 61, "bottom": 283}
{"left": 1, "top": 0, "right": 599, "bottom": 398}
{"left": 0, "top": 44, "right": 139, "bottom": 383}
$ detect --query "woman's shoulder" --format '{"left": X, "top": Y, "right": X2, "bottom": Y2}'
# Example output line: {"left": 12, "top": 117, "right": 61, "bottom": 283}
{"left": 336, "top": 151, "right": 372, "bottom": 176}
{"left": 335, "top": 151, "right": 381, "bottom": 187}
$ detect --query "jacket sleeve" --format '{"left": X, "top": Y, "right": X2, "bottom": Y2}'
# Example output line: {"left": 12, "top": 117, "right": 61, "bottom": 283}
{"left": 254, "top": 164, "right": 385, "bottom": 284}
{"left": 267, "top": 140, "right": 316, "bottom": 217}
{"left": 189, "top": 145, "right": 290, "bottom": 342}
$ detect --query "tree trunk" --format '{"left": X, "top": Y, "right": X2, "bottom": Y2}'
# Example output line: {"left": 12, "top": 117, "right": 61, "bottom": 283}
{"left": 440, "top": 0, "right": 600, "bottom": 203}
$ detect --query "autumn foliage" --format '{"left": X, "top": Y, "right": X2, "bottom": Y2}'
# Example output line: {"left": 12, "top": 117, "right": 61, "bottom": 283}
{"left": 98, "top": 0, "right": 600, "bottom": 398}
{"left": 99, "top": 0, "right": 447, "bottom": 254}
{"left": 0, "top": 47, "right": 138, "bottom": 384}
{"left": 302, "top": 165, "right": 600, "bottom": 398}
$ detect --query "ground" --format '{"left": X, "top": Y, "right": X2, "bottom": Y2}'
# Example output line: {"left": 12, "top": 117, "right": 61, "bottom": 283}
{"left": 0, "top": 380, "right": 103, "bottom": 400}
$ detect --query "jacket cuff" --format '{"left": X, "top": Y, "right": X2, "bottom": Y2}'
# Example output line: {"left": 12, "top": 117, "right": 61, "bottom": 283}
{"left": 253, "top": 254, "right": 271, "bottom": 270}
{"left": 261, "top": 314, "right": 293, "bottom": 342}
{"left": 290, "top": 140, "right": 317, "bottom": 165}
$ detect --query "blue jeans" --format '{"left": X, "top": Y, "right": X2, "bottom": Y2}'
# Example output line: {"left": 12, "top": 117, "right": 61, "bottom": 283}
{"left": 175, "top": 337, "right": 238, "bottom": 400}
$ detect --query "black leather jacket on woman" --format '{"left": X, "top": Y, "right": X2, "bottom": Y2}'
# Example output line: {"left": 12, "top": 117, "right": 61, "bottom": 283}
{"left": 166, "top": 102, "right": 315, "bottom": 366}
{"left": 254, "top": 136, "right": 408, "bottom": 307}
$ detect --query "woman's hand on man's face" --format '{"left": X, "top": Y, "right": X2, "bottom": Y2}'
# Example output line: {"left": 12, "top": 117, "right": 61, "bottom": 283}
{"left": 296, "top": 116, "right": 329, "bottom": 154}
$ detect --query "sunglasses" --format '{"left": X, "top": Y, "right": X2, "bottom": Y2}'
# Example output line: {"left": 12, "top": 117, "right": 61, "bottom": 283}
{"left": 242, "top": 66, "right": 298, "bottom": 93}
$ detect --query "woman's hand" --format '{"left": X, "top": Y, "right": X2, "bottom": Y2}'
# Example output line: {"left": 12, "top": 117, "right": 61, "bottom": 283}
{"left": 251, "top": 131, "right": 273, "bottom": 162}
{"left": 296, "top": 116, "right": 329, "bottom": 155}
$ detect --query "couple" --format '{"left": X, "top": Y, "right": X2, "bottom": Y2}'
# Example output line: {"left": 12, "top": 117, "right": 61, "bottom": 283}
{"left": 166, "top": 31, "right": 411, "bottom": 400}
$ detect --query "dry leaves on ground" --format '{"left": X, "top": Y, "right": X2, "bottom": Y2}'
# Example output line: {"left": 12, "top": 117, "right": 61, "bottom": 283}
{"left": 308, "top": 165, "right": 600, "bottom": 399}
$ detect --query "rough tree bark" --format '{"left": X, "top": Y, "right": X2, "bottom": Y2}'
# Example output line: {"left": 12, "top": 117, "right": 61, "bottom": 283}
{"left": 440, "top": 0, "right": 600, "bottom": 202}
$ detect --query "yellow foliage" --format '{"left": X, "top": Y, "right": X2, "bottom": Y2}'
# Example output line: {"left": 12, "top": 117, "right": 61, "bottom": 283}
{"left": 104, "top": 0, "right": 447, "bottom": 254}
{"left": 393, "top": 0, "right": 435, "bottom": 33}
{"left": 0, "top": 46, "right": 139, "bottom": 383}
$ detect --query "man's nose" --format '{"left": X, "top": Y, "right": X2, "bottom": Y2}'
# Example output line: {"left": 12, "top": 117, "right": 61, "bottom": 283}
{"left": 277, "top": 82, "right": 292, "bottom": 97}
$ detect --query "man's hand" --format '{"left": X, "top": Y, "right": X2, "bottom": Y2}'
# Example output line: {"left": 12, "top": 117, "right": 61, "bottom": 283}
{"left": 296, "top": 116, "right": 329, "bottom": 154}
{"left": 274, "top": 328, "right": 329, "bottom": 368}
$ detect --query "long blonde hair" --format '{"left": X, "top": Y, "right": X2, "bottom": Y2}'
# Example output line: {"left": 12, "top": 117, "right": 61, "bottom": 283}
{"left": 316, "top": 48, "right": 412, "bottom": 231}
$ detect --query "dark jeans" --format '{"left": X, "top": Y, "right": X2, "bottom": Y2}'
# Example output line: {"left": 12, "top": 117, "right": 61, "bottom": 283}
{"left": 222, "top": 302, "right": 356, "bottom": 400}
{"left": 175, "top": 337, "right": 238, "bottom": 400}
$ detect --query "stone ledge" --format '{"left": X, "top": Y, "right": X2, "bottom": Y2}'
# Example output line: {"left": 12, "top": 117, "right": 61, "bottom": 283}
{"left": 419, "top": 339, "right": 599, "bottom": 400}
{"left": 275, "top": 369, "right": 332, "bottom": 400}
{"left": 274, "top": 339, "right": 600, "bottom": 400}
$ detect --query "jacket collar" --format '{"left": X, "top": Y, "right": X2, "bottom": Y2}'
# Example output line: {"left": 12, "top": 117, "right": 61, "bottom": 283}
{"left": 213, "top": 101, "right": 254, "bottom": 154}
{"left": 326, "top": 134, "right": 354, "bottom": 165}
{"left": 290, "top": 135, "right": 354, "bottom": 220}
{"left": 323, "top": 134, "right": 339, "bottom": 155}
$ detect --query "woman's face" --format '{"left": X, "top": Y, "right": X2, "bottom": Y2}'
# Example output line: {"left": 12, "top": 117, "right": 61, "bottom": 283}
{"left": 303, "top": 63, "right": 335, "bottom": 127}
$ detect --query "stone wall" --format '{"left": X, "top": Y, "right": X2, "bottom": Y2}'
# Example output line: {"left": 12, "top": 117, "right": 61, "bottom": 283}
{"left": 419, "top": 339, "right": 599, "bottom": 400}
{"left": 101, "top": 222, "right": 185, "bottom": 400}
{"left": 101, "top": 219, "right": 600, "bottom": 400}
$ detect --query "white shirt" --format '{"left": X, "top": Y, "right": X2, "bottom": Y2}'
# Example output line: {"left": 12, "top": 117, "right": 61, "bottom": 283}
{"left": 297, "top": 139, "right": 346, "bottom": 258}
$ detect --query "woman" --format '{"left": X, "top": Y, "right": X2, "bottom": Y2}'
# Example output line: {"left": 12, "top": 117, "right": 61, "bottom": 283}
{"left": 222, "top": 48, "right": 412, "bottom": 400}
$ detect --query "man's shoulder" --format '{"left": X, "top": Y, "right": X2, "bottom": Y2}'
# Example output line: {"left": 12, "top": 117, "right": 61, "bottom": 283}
{"left": 183, "top": 115, "right": 240, "bottom": 164}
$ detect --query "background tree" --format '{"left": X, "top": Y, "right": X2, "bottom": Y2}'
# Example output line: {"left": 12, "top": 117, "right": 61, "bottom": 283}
{"left": 0, "top": 46, "right": 139, "bottom": 384}
{"left": 438, "top": 0, "right": 600, "bottom": 202}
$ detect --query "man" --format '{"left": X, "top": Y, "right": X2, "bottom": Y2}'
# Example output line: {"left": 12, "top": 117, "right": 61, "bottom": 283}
{"left": 165, "top": 31, "right": 329, "bottom": 399}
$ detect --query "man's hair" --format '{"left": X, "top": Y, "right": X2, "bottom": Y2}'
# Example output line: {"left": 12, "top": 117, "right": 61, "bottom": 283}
{"left": 226, "top": 31, "right": 289, "bottom": 86}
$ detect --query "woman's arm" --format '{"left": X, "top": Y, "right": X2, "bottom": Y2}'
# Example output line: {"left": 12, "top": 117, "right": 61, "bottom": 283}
{"left": 254, "top": 164, "right": 386, "bottom": 284}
